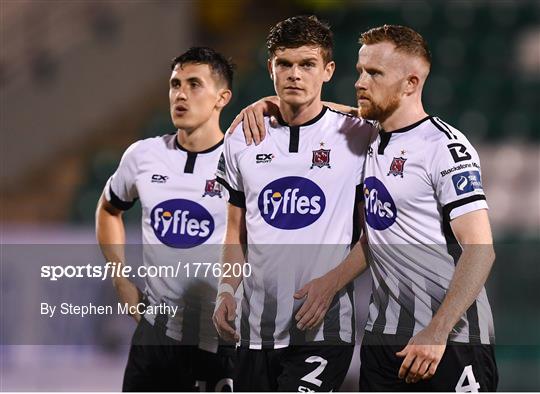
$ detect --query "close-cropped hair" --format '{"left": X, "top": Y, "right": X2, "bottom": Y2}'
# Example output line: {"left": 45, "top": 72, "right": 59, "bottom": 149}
{"left": 266, "top": 15, "right": 333, "bottom": 64}
{"left": 171, "top": 47, "right": 234, "bottom": 89}
{"left": 360, "top": 24, "right": 431, "bottom": 66}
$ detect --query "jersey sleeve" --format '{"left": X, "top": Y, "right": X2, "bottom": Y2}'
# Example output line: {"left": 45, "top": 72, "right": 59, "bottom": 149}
{"left": 430, "top": 134, "right": 488, "bottom": 220}
{"left": 215, "top": 129, "right": 245, "bottom": 208}
{"left": 103, "top": 142, "right": 140, "bottom": 210}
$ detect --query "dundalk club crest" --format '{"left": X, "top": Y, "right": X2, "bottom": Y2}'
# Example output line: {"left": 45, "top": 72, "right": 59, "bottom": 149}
{"left": 388, "top": 157, "right": 407, "bottom": 178}
{"left": 311, "top": 142, "right": 331, "bottom": 169}
{"left": 202, "top": 179, "right": 222, "bottom": 198}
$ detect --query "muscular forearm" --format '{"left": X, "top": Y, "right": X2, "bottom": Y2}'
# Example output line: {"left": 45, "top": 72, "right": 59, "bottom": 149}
{"left": 219, "top": 205, "right": 247, "bottom": 293}
{"left": 430, "top": 244, "right": 495, "bottom": 334}
{"left": 330, "top": 235, "right": 369, "bottom": 291}
{"left": 220, "top": 242, "right": 246, "bottom": 293}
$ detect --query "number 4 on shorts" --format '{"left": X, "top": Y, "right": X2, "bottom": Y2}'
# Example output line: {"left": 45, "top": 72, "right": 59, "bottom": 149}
{"left": 455, "top": 365, "right": 480, "bottom": 392}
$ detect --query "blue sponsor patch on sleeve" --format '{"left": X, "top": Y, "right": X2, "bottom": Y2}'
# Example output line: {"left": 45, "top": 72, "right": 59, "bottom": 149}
{"left": 451, "top": 171, "right": 483, "bottom": 195}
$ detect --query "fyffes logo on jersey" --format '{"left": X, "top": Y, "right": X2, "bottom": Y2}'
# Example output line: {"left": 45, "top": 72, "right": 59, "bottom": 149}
{"left": 151, "top": 199, "right": 214, "bottom": 248}
{"left": 363, "top": 176, "right": 397, "bottom": 230}
{"left": 258, "top": 176, "right": 325, "bottom": 230}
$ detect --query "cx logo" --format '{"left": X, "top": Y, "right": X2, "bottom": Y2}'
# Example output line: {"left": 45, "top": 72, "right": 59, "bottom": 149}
{"left": 151, "top": 174, "right": 169, "bottom": 183}
{"left": 256, "top": 153, "right": 274, "bottom": 164}
{"left": 447, "top": 143, "right": 471, "bottom": 163}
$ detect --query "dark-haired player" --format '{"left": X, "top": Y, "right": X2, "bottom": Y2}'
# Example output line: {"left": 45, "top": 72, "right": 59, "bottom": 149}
{"left": 233, "top": 24, "right": 498, "bottom": 392}
{"left": 96, "top": 47, "right": 236, "bottom": 391}
{"left": 212, "top": 16, "right": 373, "bottom": 392}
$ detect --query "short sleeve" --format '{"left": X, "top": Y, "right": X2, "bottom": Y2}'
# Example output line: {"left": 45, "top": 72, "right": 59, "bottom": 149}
{"left": 104, "top": 142, "right": 140, "bottom": 210}
{"left": 430, "top": 136, "right": 488, "bottom": 220}
{"left": 215, "top": 130, "right": 245, "bottom": 208}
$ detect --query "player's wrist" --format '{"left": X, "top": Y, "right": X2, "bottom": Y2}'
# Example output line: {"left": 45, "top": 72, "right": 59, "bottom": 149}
{"left": 217, "top": 282, "right": 235, "bottom": 297}
{"left": 428, "top": 315, "right": 453, "bottom": 339}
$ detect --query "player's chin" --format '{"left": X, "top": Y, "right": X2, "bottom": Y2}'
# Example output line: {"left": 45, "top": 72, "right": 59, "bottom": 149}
{"left": 281, "top": 95, "right": 308, "bottom": 107}
{"left": 359, "top": 105, "right": 376, "bottom": 120}
{"left": 172, "top": 118, "right": 193, "bottom": 130}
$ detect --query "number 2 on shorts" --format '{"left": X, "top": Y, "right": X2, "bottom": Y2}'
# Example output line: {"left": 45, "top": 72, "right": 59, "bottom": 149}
{"left": 301, "top": 356, "right": 328, "bottom": 387}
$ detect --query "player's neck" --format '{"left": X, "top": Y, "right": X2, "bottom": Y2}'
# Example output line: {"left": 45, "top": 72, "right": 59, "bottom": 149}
{"left": 177, "top": 122, "right": 223, "bottom": 152}
{"left": 380, "top": 102, "right": 428, "bottom": 132}
{"left": 279, "top": 99, "right": 323, "bottom": 126}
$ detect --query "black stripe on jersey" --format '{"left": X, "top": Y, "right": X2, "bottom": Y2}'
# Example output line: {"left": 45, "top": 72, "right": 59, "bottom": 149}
{"left": 466, "top": 301, "right": 482, "bottom": 344}
{"left": 441, "top": 195, "right": 487, "bottom": 263}
{"left": 396, "top": 276, "right": 415, "bottom": 338}
{"left": 216, "top": 177, "right": 246, "bottom": 208}
{"left": 371, "top": 264, "right": 390, "bottom": 334}
{"left": 289, "top": 126, "right": 300, "bottom": 153}
{"left": 184, "top": 152, "right": 197, "bottom": 173}
{"left": 260, "top": 276, "right": 278, "bottom": 349}
{"left": 276, "top": 107, "right": 328, "bottom": 153}
{"left": 289, "top": 268, "right": 307, "bottom": 346}
{"left": 430, "top": 117, "right": 456, "bottom": 140}
{"left": 323, "top": 293, "right": 341, "bottom": 342}
{"left": 434, "top": 117, "right": 457, "bottom": 139}
{"left": 378, "top": 132, "right": 391, "bottom": 154}
{"left": 351, "top": 184, "right": 363, "bottom": 245}
{"left": 442, "top": 195, "right": 487, "bottom": 223}
{"left": 379, "top": 115, "right": 431, "bottom": 145}
{"left": 179, "top": 302, "right": 201, "bottom": 346}
{"left": 347, "top": 282, "right": 355, "bottom": 343}
{"left": 175, "top": 136, "right": 224, "bottom": 153}
{"left": 108, "top": 186, "right": 137, "bottom": 211}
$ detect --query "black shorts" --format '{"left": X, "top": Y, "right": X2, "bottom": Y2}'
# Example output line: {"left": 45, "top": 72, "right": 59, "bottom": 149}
{"left": 234, "top": 344, "right": 354, "bottom": 392}
{"left": 359, "top": 331, "right": 498, "bottom": 392}
{"left": 122, "top": 317, "right": 235, "bottom": 392}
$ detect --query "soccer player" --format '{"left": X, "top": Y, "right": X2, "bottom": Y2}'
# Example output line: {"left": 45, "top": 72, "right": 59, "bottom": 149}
{"left": 233, "top": 25, "right": 498, "bottom": 391}
{"left": 212, "top": 16, "right": 373, "bottom": 392}
{"left": 95, "top": 47, "right": 235, "bottom": 392}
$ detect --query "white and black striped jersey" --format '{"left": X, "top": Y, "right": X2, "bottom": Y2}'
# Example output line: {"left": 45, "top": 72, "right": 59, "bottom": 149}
{"left": 104, "top": 133, "right": 228, "bottom": 352}
{"left": 363, "top": 116, "right": 495, "bottom": 344}
{"left": 216, "top": 107, "right": 374, "bottom": 349}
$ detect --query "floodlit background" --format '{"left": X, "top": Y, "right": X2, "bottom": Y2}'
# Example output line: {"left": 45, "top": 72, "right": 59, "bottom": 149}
{"left": 1, "top": 0, "right": 539, "bottom": 390}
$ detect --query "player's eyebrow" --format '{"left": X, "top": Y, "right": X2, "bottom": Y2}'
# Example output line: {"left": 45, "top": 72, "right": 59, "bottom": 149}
{"left": 356, "top": 63, "right": 383, "bottom": 74}
{"left": 186, "top": 76, "right": 204, "bottom": 84}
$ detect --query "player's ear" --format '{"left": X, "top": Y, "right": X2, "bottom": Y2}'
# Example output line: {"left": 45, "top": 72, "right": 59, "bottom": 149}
{"left": 267, "top": 59, "right": 274, "bottom": 80}
{"left": 404, "top": 74, "right": 420, "bottom": 95}
{"left": 323, "top": 60, "right": 335, "bottom": 82}
{"left": 216, "top": 88, "right": 232, "bottom": 110}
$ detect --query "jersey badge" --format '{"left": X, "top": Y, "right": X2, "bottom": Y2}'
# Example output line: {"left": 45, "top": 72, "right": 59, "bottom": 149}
{"left": 311, "top": 142, "right": 331, "bottom": 169}
{"left": 387, "top": 157, "right": 407, "bottom": 178}
{"left": 202, "top": 179, "right": 222, "bottom": 198}
{"left": 451, "top": 171, "right": 483, "bottom": 195}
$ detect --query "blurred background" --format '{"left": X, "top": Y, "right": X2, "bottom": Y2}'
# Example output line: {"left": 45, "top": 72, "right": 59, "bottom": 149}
{"left": 1, "top": 0, "right": 539, "bottom": 391}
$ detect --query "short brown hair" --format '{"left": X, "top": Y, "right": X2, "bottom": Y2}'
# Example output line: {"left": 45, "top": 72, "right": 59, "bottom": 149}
{"left": 360, "top": 25, "right": 431, "bottom": 66}
{"left": 266, "top": 15, "right": 333, "bottom": 64}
